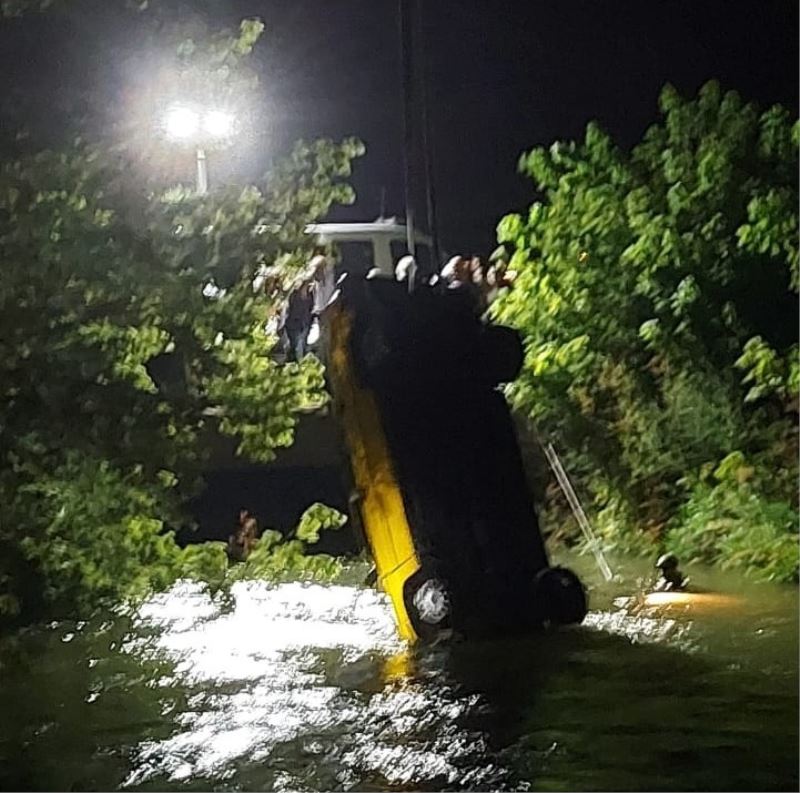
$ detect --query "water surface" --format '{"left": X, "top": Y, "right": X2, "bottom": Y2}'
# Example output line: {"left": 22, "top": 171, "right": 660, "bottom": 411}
{"left": 1, "top": 554, "right": 797, "bottom": 791}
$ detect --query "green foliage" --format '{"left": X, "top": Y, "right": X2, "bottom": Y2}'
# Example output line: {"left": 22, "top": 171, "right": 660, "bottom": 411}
{"left": 0, "top": 11, "right": 364, "bottom": 622}
{"left": 295, "top": 502, "right": 348, "bottom": 544}
{"left": 204, "top": 331, "right": 327, "bottom": 463}
{"left": 0, "top": 452, "right": 184, "bottom": 618}
{"left": 735, "top": 336, "right": 799, "bottom": 405}
{"left": 229, "top": 536, "right": 344, "bottom": 584}
{"left": 495, "top": 82, "right": 798, "bottom": 581}
{"left": 177, "top": 541, "right": 229, "bottom": 591}
{"left": 666, "top": 453, "right": 798, "bottom": 583}
{"left": 228, "top": 504, "right": 347, "bottom": 584}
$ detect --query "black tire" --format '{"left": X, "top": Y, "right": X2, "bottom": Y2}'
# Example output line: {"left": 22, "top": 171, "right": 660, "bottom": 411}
{"left": 402, "top": 567, "right": 452, "bottom": 640}
{"left": 533, "top": 566, "right": 588, "bottom": 626}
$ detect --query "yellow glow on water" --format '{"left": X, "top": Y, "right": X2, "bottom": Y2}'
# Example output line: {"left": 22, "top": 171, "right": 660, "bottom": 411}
{"left": 380, "top": 650, "right": 415, "bottom": 684}
{"left": 124, "top": 579, "right": 706, "bottom": 786}
{"left": 644, "top": 591, "right": 740, "bottom": 609}
{"left": 127, "top": 577, "right": 721, "bottom": 774}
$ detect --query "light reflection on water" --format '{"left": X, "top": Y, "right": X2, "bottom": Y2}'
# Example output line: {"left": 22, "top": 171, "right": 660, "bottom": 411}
{"left": 123, "top": 581, "right": 498, "bottom": 790}
{"left": 124, "top": 582, "right": 403, "bottom": 787}
{"left": 0, "top": 557, "right": 797, "bottom": 791}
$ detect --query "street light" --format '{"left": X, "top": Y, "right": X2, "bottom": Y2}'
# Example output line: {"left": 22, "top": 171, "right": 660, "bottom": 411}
{"left": 203, "top": 109, "right": 235, "bottom": 138}
{"left": 162, "top": 103, "right": 237, "bottom": 195}
{"left": 164, "top": 105, "right": 199, "bottom": 139}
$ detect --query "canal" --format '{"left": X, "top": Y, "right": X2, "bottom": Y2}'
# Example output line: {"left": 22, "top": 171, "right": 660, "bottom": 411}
{"left": 0, "top": 554, "right": 797, "bottom": 791}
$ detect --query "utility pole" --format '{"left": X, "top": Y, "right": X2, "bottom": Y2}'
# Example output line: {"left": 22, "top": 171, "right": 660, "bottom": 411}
{"left": 399, "top": 0, "right": 416, "bottom": 257}
{"left": 195, "top": 147, "right": 208, "bottom": 195}
{"left": 416, "top": 0, "right": 441, "bottom": 266}
{"left": 379, "top": 185, "right": 387, "bottom": 219}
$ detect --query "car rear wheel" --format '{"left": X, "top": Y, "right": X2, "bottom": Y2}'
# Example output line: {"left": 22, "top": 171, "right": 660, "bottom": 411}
{"left": 533, "top": 566, "right": 587, "bottom": 626}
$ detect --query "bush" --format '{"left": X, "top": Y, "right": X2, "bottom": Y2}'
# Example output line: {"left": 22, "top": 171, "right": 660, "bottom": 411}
{"left": 494, "top": 82, "right": 798, "bottom": 580}
{"left": 666, "top": 453, "right": 799, "bottom": 583}
{"left": 0, "top": 452, "right": 184, "bottom": 620}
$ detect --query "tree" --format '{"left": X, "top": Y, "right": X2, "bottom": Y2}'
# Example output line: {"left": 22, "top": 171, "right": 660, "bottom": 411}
{"left": 0, "top": 10, "right": 365, "bottom": 620}
{"left": 493, "top": 81, "right": 798, "bottom": 579}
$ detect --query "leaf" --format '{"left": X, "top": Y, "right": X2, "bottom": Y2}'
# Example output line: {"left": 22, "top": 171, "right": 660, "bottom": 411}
{"left": 295, "top": 502, "right": 347, "bottom": 545}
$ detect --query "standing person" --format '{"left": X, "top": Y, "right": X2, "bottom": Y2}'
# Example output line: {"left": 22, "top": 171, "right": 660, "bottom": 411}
{"left": 311, "top": 249, "right": 336, "bottom": 315}
{"left": 395, "top": 254, "right": 417, "bottom": 291}
{"left": 468, "top": 256, "right": 489, "bottom": 313}
{"left": 281, "top": 280, "right": 315, "bottom": 362}
{"left": 485, "top": 246, "right": 517, "bottom": 309}
{"left": 441, "top": 255, "right": 482, "bottom": 314}
{"left": 227, "top": 509, "right": 259, "bottom": 562}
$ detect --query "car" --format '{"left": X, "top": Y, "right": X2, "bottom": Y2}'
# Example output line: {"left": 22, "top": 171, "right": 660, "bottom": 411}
{"left": 321, "top": 262, "right": 587, "bottom": 643}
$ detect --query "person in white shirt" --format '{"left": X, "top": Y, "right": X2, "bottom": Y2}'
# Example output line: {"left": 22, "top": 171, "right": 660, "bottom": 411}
{"left": 395, "top": 254, "right": 417, "bottom": 291}
{"left": 310, "top": 251, "right": 336, "bottom": 315}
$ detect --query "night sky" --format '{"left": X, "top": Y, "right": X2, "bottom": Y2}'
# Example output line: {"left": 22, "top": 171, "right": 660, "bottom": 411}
{"left": 0, "top": 0, "right": 797, "bottom": 254}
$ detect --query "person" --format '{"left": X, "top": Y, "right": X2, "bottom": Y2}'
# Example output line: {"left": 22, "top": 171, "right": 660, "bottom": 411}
{"left": 653, "top": 552, "right": 689, "bottom": 592}
{"left": 281, "top": 279, "right": 315, "bottom": 361}
{"left": 227, "top": 509, "right": 259, "bottom": 562}
{"left": 395, "top": 254, "right": 417, "bottom": 289}
{"left": 311, "top": 249, "right": 336, "bottom": 315}
{"left": 484, "top": 245, "right": 517, "bottom": 308}
{"left": 468, "top": 255, "right": 484, "bottom": 283}
{"left": 440, "top": 255, "right": 469, "bottom": 287}
{"left": 468, "top": 255, "right": 490, "bottom": 312}
{"left": 440, "top": 254, "right": 482, "bottom": 315}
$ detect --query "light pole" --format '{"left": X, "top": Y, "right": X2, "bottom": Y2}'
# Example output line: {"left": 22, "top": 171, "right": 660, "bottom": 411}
{"left": 163, "top": 104, "right": 236, "bottom": 195}
{"left": 195, "top": 147, "right": 208, "bottom": 194}
{"left": 399, "top": 0, "right": 416, "bottom": 258}
{"left": 399, "top": 0, "right": 441, "bottom": 271}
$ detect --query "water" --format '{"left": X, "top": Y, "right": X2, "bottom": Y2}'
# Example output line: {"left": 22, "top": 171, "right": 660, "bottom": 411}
{"left": 0, "top": 554, "right": 797, "bottom": 791}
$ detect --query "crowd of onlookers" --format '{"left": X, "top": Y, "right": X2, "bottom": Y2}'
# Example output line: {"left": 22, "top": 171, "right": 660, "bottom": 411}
{"left": 264, "top": 247, "right": 517, "bottom": 362}
{"left": 434, "top": 252, "right": 517, "bottom": 314}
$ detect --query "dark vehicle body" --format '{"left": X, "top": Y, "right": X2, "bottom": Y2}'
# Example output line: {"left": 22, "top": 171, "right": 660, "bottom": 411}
{"left": 324, "top": 271, "right": 586, "bottom": 641}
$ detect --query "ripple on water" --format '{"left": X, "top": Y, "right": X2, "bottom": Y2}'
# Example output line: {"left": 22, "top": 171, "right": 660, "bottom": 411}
{"left": 122, "top": 580, "right": 506, "bottom": 790}
{"left": 0, "top": 554, "right": 796, "bottom": 793}
{"left": 93, "top": 562, "right": 797, "bottom": 792}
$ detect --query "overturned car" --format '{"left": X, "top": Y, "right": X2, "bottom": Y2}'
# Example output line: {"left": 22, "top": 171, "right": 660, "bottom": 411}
{"left": 321, "top": 267, "right": 587, "bottom": 642}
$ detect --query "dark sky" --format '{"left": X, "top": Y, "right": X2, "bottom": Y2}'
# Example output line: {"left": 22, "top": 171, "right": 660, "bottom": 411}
{"left": 1, "top": 0, "right": 797, "bottom": 254}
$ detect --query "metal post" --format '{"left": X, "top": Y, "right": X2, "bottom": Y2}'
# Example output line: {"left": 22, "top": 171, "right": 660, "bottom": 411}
{"left": 196, "top": 147, "right": 208, "bottom": 195}
{"left": 543, "top": 442, "right": 614, "bottom": 582}
{"left": 399, "top": 0, "right": 416, "bottom": 257}
{"left": 379, "top": 186, "right": 387, "bottom": 220}
{"left": 416, "top": 0, "right": 441, "bottom": 268}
